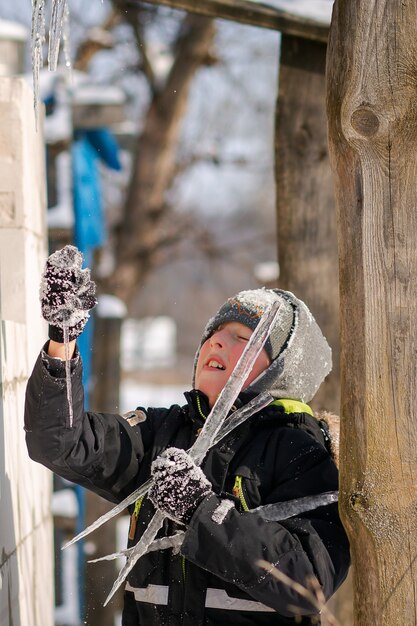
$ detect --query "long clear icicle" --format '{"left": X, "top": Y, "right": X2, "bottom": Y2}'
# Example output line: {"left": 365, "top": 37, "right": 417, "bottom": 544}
{"left": 63, "top": 394, "right": 272, "bottom": 549}
{"left": 63, "top": 478, "right": 153, "bottom": 550}
{"left": 88, "top": 532, "right": 186, "bottom": 564}
{"left": 62, "top": 0, "right": 72, "bottom": 69}
{"left": 64, "top": 304, "right": 281, "bottom": 552}
{"left": 90, "top": 492, "right": 339, "bottom": 565}
{"left": 188, "top": 301, "right": 281, "bottom": 466}
{"left": 31, "top": 0, "right": 46, "bottom": 124}
{"left": 64, "top": 393, "right": 272, "bottom": 555}
{"left": 63, "top": 325, "right": 74, "bottom": 428}
{"left": 251, "top": 491, "right": 339, "bottom": 521}
{"left": 103, "top": 302, "right": 282, "bottom": 606}
{"left": 212, "top": 391, "right": 273, "bottom": 447}
{"left": 48, "top": 0, "right": 67, "bottom": 71}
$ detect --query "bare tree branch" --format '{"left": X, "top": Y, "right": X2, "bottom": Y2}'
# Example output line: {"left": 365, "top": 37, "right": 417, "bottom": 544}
{"left": 112, "top": 0, "right": 157, "bottom": 91}
{"left": 74, "top": 9, "right": 121, "bottom": 71}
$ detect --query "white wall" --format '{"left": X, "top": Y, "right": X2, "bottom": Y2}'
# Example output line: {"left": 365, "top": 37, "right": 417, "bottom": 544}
{"left": 0, "top": 77, "right": 53, "bottom": 626}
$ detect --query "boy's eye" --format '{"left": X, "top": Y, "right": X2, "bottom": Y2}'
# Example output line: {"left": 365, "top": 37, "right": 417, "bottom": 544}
{"left": 238, "top": 335, "right": 249, "bottom": 341}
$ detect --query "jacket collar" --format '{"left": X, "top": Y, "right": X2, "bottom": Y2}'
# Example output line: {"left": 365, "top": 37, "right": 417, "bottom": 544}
{"left": 183, "top": 388, "right": 263, "bottom": 426}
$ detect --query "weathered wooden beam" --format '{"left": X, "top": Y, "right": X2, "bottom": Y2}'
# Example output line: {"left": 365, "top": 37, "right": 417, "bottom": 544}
{"left": 327, "top": 0, "right": 417, "bottom": 623}
{"left": 135, "top": 0, "right": 329, "bottom": 42}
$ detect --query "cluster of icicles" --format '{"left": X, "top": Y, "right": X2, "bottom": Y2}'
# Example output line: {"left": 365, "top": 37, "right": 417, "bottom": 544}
{"left": 32, "top": 0, "right": 71, "bottom": 120}
{"left": 60, "top": 302, "right": 338, "bottom": 606}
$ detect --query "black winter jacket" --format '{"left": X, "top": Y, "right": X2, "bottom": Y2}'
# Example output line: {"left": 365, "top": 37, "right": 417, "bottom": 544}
{"left": 24, "top": 348, "right": 350, "bottom": 626}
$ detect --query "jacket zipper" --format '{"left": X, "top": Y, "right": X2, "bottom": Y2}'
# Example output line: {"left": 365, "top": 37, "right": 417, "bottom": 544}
{"left": 195, "top": 393, "right": 207, "bottom": 421}
{"left": 233, "top": 475, "right": 250, "bottom": 512}
{"left": 128, "top": 495, "right": 144, "bottom": 541}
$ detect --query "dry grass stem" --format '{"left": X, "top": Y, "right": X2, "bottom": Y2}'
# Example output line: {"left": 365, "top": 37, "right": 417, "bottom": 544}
{"left": 257, "top": 559, "right": 342, "bottom": 626}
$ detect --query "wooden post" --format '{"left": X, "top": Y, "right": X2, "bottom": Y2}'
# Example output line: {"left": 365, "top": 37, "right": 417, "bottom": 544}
{"left": 276, "top": 34, "right": 353, "bottom": 624}
{"left": 85, "top": 307, "right": 126, "bottom": 625}
{"left": 327, "top": 1, "right": 417, "bottom": 623}
{"left": 276, "top": 34, "right": 340, "bottom": 414}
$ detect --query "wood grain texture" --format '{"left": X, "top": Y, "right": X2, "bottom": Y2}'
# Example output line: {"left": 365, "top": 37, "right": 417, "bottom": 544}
{"left": 326, "top": 0, "right": 417, "bottom": 623}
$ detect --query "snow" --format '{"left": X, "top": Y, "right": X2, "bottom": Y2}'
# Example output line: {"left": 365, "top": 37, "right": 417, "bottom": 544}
{"left": 121, "top": 317, "right": 177, "bottom": 371}
{"left": 54, "top": 544, "right": 80, "bottom": 626}
{"left": 120, "top": 380, "right": 185, "bottom": 414}
{"left": 47, "top": 200, "right": 74, "bottom": 229}
{"left": 212, "top": 499, "right": 234, "bottom": 524}
{"left": 44, "top": 96, "right": 72, "bottom": 142}
{"left": 254, "top": 261, "right": 280, "bottom": 283}
{"left": 250, "top": 0, "right": 334, "bottom": 24}
{"left": 71, "top": 83, "right": 125, "bottom": 106}
{"left": 51, "top": 488, "right": 78, "bottom": 517}
{"left": 47, "top": 152, "right": 74, "bottom": 228}
{"left": 0, "top": 19, "right": 28, "bottom": 40}
{"left": 96, "top": 294, "right": 127, "bottom": 319}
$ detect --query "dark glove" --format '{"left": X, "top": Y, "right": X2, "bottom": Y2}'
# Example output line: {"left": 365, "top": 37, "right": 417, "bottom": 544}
{"left": 149, "top": 447, "right": 213, "bottom": 524}
{"left": 40, "top": 245, "right": 97, "bottom": 342}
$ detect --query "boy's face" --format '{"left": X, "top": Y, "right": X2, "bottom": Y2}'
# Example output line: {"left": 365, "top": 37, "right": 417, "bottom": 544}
{"left": 194, "top": 321, "right": 271, "bottom": 408}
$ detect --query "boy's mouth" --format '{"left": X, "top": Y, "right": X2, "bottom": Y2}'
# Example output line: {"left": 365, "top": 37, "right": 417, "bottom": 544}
{"left": 206, "top": 359, "right": 226, "bottom": 371}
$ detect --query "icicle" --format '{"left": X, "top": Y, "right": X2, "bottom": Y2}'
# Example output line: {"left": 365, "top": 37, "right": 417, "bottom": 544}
{"left": 62, "top": 0, "right": 72, "bottom": 69}
{"left": 252, "top": 491, "right": 339, "bottom": 521}
{"left": 63, "top": 477, "right": 153, "bottom": 549}
{"left": 104, "top": 510, "right": 166, "bottom": 606}
{"left": 102, "top": 302, "right": 283, "bottom": 606}
{"left": 188, "top": 301, "right": 282, "bottom": 466}
{"left": 89, "top": 493, "right": 339, "bottom": 569}
{"left": 88, "top": 532, "right": 185, "bottom": 564}
{"left": 48, "top": 0, "right": 67, "bottom": 71}
{"left": 63, "top": 393, "right": 273, "bottom": 549}
{"left": 31, "top": 0, "right": 46, "bottom": 125}
{"left": 212, "top": 391, "right": 273, "bottom": 447}
{"left": 63, "top": 324, "right": 74, "bottom": 428}
{"left": 64, "top": 305, "right": 280, "bottom": 560}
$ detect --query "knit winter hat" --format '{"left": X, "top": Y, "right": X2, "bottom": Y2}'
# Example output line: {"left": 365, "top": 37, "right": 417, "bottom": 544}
{"left": 192, "top": 288, "right": 332, "bottom": 403}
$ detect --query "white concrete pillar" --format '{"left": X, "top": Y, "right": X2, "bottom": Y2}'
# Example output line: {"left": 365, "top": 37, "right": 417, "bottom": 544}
{"left": 0, "top": 77, "right": 53, "bottom": 626}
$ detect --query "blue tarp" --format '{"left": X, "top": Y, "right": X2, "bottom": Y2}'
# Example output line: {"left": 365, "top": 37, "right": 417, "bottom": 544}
{"left": 72, "top": 128, "right": 122, "bottom": 257}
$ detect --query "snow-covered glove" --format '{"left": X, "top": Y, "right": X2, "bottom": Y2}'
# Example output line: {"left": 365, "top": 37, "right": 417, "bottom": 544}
{"left": 40, "top": 245, "right": 97, "bottom": 342}
{"left": 149, "top": 447, "right": 213, "bottom": 525}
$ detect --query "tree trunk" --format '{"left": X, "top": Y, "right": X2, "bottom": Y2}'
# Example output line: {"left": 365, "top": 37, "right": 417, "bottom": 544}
{"left": 109, "top": 14, "right": 216, "bottom": 304}
{"left": 327, "top": 1, "right": 417, "bottom": 623}
{"left": 276, "top": 34, "right": 340, "bottom": 414}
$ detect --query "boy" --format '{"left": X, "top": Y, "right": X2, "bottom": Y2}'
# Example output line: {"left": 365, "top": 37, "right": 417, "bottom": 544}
{"left": 25, "top": 246, "right": 350, "bottom": 625}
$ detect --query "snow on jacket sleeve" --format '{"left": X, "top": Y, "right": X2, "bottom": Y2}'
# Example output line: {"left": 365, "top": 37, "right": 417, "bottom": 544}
{"left": 180, "top": 429, "right": 350, "bottom": 618}
{"left": 24, "top": 349, "right": 151, "bottom": 504}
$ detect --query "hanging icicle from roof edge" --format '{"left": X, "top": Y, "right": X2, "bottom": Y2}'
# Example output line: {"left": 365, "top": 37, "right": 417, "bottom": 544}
{"left": 31, "top": 0, "right": 71, "bottom": 120}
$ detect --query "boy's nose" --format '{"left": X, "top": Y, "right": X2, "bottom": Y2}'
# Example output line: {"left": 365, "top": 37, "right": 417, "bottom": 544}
{"left": 210, "top": 329, "right": 225, "bottom": 348}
